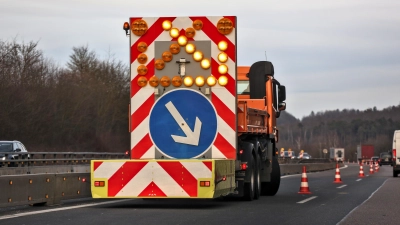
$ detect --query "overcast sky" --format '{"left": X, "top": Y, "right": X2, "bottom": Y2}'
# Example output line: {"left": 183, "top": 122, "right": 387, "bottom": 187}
{"left": 1, "top": 0, "right": 400, "bottom": 119}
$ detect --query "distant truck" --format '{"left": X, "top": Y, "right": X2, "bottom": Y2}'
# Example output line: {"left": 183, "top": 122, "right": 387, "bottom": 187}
{"left": 393, "top": 130, "right": 400, "bottom": 177}
{"left": 330, "top": 148, "right": 345, "bottom": 162}
{"left": 357, "top": 145, "right": 374, "bottom": 163}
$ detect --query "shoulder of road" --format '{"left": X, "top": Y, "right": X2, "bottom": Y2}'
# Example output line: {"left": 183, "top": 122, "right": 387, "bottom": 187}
{"left": 339, "top": 176, "right": 400, "bottom": 224}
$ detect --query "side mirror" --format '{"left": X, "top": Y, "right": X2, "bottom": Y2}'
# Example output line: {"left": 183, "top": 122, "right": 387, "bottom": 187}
{"left": 15, "top": 148, "right": 21, "bottom": 152}
{"left": 278, "top": 85, "right": 286, "bottom": 102}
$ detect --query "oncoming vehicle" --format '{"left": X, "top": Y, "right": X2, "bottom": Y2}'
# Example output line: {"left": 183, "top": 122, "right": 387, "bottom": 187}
{"left": 0, "top": 140, "right": 29, "bottom": 161}
{"left": 379, "top": 152, "right": 392, "bottom": 166}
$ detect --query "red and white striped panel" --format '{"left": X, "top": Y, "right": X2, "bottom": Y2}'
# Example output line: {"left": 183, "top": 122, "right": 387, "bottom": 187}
{"left": 130, "top": 16, "right": 237, "bottom": 160}
{"left": 93, "top": 160, "right": 213, "bottom": 197}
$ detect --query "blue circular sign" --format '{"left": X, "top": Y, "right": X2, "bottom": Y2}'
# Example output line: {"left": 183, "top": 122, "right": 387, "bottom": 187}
{"left": 149, "top": 89, "right": 217, "bottom": 159}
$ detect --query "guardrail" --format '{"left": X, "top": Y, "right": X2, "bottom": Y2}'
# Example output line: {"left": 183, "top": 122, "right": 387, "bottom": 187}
{"left": 0, "top": 152, "right": 128, "bottom": 168}
{"left": 0, "top": 158, "right": 339, "bottom": 208}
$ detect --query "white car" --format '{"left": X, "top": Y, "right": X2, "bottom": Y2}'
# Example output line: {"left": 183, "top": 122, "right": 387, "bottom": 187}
{"left": 0, "top": 140, "right": 29, "bottom": 160}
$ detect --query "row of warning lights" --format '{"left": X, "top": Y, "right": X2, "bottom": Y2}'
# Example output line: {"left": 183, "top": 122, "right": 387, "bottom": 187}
{"left": 137, "top": 75, "right": 228, "bottom": 88}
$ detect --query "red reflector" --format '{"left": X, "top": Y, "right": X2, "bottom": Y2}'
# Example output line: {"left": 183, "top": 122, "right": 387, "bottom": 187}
{"left": 241, "top": 163, "right": 247, "bottom": 170}
{"left": 94, "top": 181, "right": 105, "bottom": 187}
{"left": 222, "top": 176, "right": 226, "bottom": 181}
{"left": 239, "top": 150, "right": 244, "bottom": 154}
{"left": 82, "top": 178, "right": 86, "bottom": 182}
{"left": 200, "top": 181, "right": 210, "bottom": 187}
{"left": 125, "top": 150, "right": 129, "bottom": 155}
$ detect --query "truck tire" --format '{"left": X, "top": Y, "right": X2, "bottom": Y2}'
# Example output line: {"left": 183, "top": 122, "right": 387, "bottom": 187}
{"left": 243, "top": 156, "right": 255, "bottom": 201}
{"left": 254, "top": 154, "right": 261, "bottom": 200}
{"left": 393, "top": 171, "right": 398, "bottom": 177}
{"left": 261, "top": 156, "right": 281, "bottom": 196}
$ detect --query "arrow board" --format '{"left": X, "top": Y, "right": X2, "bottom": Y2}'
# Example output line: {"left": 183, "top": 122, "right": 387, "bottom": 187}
{"left": 149, "top": 89, "right": 218, "bottom": 159}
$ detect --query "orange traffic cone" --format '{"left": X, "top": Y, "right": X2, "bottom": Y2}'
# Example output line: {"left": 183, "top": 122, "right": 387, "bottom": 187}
{"left": 369, "top": 163, "right": 374, "bottom": 174}
{"left": 298, "top": 166, "right": 311, "bottom": 194}
{"left": 333, "top": 163, "right": 343, "bottom": 183}
{"left": 358, "top": 164, "right": 365, "bottom": 177}
{"left": 375, "top": 162, "right": 379, "bottom": 172}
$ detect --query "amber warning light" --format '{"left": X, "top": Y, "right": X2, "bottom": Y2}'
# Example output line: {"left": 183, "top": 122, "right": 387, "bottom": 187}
{"left": 123, "top": 22, "right": 130, "bottom": 36}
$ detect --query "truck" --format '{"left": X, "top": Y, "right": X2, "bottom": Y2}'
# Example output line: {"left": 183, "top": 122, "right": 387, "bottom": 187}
{"left": 356, "top": 145, "right": 374, "bottom": 163}
{"left": 392, "top": 130, "right": 400, "bottom": 177}
{"left": 330, "top": 147, "right": 345, "bottom": 162}
{"left": 91, "top": 16, "right": 287, "bottom": 201}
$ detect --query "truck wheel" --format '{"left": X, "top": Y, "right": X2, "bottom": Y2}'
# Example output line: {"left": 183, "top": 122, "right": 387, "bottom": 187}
{"left": 261, "top": 156, "right": 281, "bottom": 196}
{"left": 243, "top": 156, "right": 255, "bottom": 201}
{"left": 394, "top": 171, "right": 398, "bottom": 177}
{"left": 254, "top": 154, "right": 261, "bottom": 200}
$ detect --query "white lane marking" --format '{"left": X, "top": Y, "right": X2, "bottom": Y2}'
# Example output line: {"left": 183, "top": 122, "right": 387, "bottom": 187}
{"left": 0, "top": 199, "right": 131, "bottom": 220}
{"left": 338, "top": 179, "right": 389, "bottom": 224}
{"left": 337, "top": 185, "right": 347, "bottom": 189}
{"left": 356, "top": 179, "right": 362, "bottom": 181}
{"left": 297, "top": 196, "right": 318, "bottom": 204}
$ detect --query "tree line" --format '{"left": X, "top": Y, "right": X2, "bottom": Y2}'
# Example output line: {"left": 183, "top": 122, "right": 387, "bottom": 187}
{"left": 277, "top": 106, "right": 400, "bottom": 161}
{"left": 0, "top": 39, "right": 130, "bottom": 152}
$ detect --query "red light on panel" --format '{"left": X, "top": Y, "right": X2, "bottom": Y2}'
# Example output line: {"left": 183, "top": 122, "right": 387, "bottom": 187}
{"left": 241, "top": 163, "right": 247, "bottom": 170}
{"left": 200, "top": 181, "right": 210, "bottom": 187}
{"left": 94, "top": 181, "right": 105, "bottom": 187}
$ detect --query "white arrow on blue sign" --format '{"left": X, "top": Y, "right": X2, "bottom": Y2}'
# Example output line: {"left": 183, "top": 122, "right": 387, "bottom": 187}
{"left": 149, "top": 88, "right": 218, "bottom": 159}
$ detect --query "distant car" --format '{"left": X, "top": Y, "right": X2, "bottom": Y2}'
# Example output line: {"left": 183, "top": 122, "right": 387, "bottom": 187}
{"left": 299, "top": 153, "right": 312, "bottom": 159}
{"left": 379, "top": 152, "right": 392, "bottom": 166}
{"left": 370, "top": 156, "right": 380, "bottom": 165}
{"left": 0, "top": 140, "right": 29, "bottom": 161}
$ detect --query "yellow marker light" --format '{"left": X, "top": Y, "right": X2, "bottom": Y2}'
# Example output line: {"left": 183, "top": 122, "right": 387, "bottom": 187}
{"left": 183, "top": 76, "right": 194, "bottom": 87}
{"left": 149, "top": 76, "right": 159, "bottom": 87}
{"left": 155, "top": 59, "right": 165, "bottom": 70}
{"left": 185, "top": 27, "right": 195, "bottom": 38}
{"left": 170, "top": 43, "right": 180, "bottom": 54}
{"left": 137, "top": 53, "right": 148, "bottom": 64}
{"left": 201, "top": 59, "right": 211, "bottom": 69}
{"left": 195, "top": 76, "right": 205, "bottom": 87}
{"left": 137, "top": 42, "right": 148, "bottom": 53}
{"left": 160, "top": 76, "right": 171, "bottom": 87}
{"left": 193, "top": 51, "right": 203, "bottom": 62}
{"left": 162, "top": 20, "right": 172, "bottom": 31}
{"left": 169, "top": 28, "right": 180, "bottom": 38}
{"left": 177, "top": 35, "right": 188, "bottom": 46}
{"left": 137, "top": 65, "right": 148, "bottom": 75}
{"left": 137, "top": 76, "right": 148, "bottom": 87}
{"left": 218, "top": 52, "right": 228, "bottom": 63}
{"left": 192, "top": 19, "right": 203, "bottom": 30}
{"left": 185, "top": 43, "right": 196, "bottom": 54}
{"left": 172, "top": 75, "right": 183, "bottom": 87}
{"left": 218, "top": 64, "right": 228, "bottom": 74}
{"left": 206, "top": 76, "right": 217, "bottom": 86}
{"left": 218, "top": 41, "right": 228, "bottom": 51}
{"left": 162, "top": 51, "right": 173, "bottom": 62}
{"left": 218, "top": 75, "right": 228, "bottom": 86}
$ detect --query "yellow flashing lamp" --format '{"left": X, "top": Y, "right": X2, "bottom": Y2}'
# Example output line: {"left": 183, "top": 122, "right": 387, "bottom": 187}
{"left": 218, "top": 64, "right": 228, "bottom": 74}
{"left": 193, "top": 51, "right": 203, "bottom": 62}
{"left": 183, "top": 76, "right": 194, "bottom": 87}
{"left": 218, "top": 41, "right": 228, "bottom": 51}
{"left": 195, "top": 76, "right": 205, "bottom": 87}
{"left": 170, "top": 43, "right": 180, "bottom": 54}
{"left": 218, "top": 75, "right": 228, "bottom": 86}
{"left": 160, "top": 76, "right": 171, "bottom": 87}
{"left": 170, "top": 28, "right": 180, "bottom": 38}
{"left": 185, "top": 43, "right": 196, "bottom": 54}
{"left": 123, "top": 22, "right": 130, "bottom": 35}
{"left": 201, "top": 59, "right": 211, "bottom": 69}
{"left": 218, "top": 52, "right": 228, "bottom": 63}
{"left": 149, "top": 76, "right": 159, "bottom": 87}
{"left": 178, "top": 35, "right": 188, "bottom": 46}
{"left": 172, "top": 75, "right": 183, "bottom": 87}
{"left": 185, "top": 27, "right": 196, "bottom": 38}
{"left": 206, "top": 76, "right": 217, "bottom": 86}
{"left": 137, "top": 76, "right": 148, "bottom": 87}
{"left": 162, "top": 20, "right": 172, "bottom": 31}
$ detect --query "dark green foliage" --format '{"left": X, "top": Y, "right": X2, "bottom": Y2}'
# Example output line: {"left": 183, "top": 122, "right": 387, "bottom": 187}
{"left": 277, "top": 107, "right": 400, "bottom": 161}
{"left": 0, "top": 40, "right": 129, "bottom": 152}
